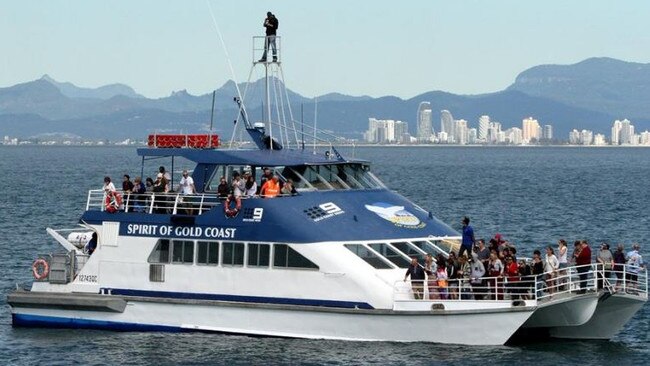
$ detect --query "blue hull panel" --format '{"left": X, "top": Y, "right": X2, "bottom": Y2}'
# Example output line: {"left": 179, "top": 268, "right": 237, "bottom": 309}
{"left": 12, "top": 313, "right": 183, "bottom": 332}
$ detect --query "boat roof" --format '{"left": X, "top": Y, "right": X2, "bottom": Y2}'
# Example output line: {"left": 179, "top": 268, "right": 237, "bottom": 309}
{"left": 136, "top": 148, "right": 369, "bottom": 167}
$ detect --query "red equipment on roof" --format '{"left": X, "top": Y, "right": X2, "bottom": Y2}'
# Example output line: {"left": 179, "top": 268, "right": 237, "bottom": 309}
{"left": 147, "top": 134, "right": 219, "bottom": 148}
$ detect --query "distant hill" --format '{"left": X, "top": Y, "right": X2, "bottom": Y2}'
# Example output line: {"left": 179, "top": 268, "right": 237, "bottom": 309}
{"left": 41, "top": 74, "right": 144, "bottom": 100}
{"left": 2, "top": 57, "right": 650, "bottom": 140}
{"left": 508, "top": 57, "right": 650, "bottom": 119}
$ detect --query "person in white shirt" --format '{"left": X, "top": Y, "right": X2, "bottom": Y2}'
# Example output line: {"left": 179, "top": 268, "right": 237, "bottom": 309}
{"left": 544, "top": 246, "right": 560, "bottom": 294}
{"left": 178, "top": 170, "right": 196, "bottom": 195}
{"left": 103, "top": 176, "right": 116, "bottom": 192}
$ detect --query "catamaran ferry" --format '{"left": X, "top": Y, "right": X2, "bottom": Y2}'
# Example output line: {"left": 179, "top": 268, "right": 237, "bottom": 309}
{"left": 7, "top": 37, "right": 647, "bottom": 345}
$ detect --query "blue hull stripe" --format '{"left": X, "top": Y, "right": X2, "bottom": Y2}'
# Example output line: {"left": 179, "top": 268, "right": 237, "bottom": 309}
{"left": 105, "top": 288, "right": 374, "bottom": 310}
{"left": 13, "top": 313, "right": 183, "bottom": 332}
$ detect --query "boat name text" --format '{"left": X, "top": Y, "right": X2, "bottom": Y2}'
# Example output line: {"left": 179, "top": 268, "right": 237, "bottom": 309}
{"left": 124, "top": 224, "right": 237, "bottom": 239}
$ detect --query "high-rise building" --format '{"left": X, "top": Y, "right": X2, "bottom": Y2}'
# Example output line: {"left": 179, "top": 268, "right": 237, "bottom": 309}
{"left": 594, "top": 134, "right": 607, "bottom": 146}
{"left": 543, "top": 125, "right": 553, "bottom": 140}
{"left": 580, "top": 130, "right": 593, "bottom": 145}
{"left": 522, "top": 117, "right": 541, "bottom": 143}
{"left": 365, "top": 118, "right": 409, "bottom": 144}
{"left": 478, "top": 115, "right": 490, "bottom": 141}
{"left": 505, "top": 127, "right": 523, "bottom": 145}
{"left": 417, "top": 102, "right": 432, "bottom": 142}
{"left": 454, "top": 119, "right": 468, "bottom": 145}
{"left": 620, "top": 119, "right": 634, "bottom": 144}
{"left": 569, "top": 129, "right": 580, "bottom": 144}
{"left": 487, "top": 122, "right": 502, "bottom": 144}
{"left": 611, "top": 120, "right": 622, "bottom": 145}
{"left": 440, "top": 110, "right": 454, "bottom": 140}
{"left": 640, "top": 131, "right": 650, "bottom": 146}
{"left": 468, "top": 128, "right": 478, "bottom": 144}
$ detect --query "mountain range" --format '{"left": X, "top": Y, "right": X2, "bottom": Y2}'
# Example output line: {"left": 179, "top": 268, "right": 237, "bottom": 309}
{"left": 1, "top": 57, "right": 649, "bottom": 141}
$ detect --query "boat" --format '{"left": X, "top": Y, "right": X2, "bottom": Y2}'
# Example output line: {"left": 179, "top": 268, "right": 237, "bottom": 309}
{"left": 7, "top": 36, "right": 539, "bottom": 345}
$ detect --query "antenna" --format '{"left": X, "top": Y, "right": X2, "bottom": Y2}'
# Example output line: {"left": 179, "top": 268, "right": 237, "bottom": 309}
{"left": 209, "top": 90, "right": 216, "bottom": 148}
{"left": 301, "top": 103, "right": 305, "bottom": 150}
{"left": 313, "top": 97, "right": 318, "bottom": 153}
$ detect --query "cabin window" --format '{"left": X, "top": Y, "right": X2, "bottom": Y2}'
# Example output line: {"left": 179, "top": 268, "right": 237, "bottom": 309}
{"left": 248, "top": 243, "right": 270, "bottom": 267}
{"left": 197, "top": 241, "right": 219, "bottom": 265}
{"left": 344, "top": 244, "right": 394, "bottom": 269}
{"left": 368, "top": 243, "right": 410, "bottom": 268}
{"left": 409, "top": 240, "right": 442, "bottom": 256}
{"left": 391, "top": 242, "right": 425, "bottom": 260}
{"left": 148, "top": 239, "right": 170, "bottom": 264}
{"left": 172, "top": 240, "right": 195, "bottom": 264}
{"left": 273, "top": 244, "right": 319, "bottom": 269}
{"left": 222, "top": 242, "right": 245, "bottom": 266}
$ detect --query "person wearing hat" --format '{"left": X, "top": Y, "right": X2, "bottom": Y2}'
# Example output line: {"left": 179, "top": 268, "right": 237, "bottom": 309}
{"left": 596, "top": 243, "right": 614, "bottom": 290}
{"left": 626, "top": 243, "right": 644, "bottom": 290}
{"left": 259, "top": 12, "right": 279, "bottom": 63}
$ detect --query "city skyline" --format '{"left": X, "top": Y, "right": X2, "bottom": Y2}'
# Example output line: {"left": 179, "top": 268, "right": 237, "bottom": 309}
{"left": 3, "top": 1, "right": 650, "bottom": 99}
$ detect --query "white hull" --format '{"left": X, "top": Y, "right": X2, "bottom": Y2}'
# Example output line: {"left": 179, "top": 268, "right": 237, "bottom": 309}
{"left": 11, "top": 296, "right": 535, "bottom": 345}
{"left": 522, "top": 292, "right": 599, "bottom": 328}
{"left": 548, "top": 292, "right": 647, "bottom": 339}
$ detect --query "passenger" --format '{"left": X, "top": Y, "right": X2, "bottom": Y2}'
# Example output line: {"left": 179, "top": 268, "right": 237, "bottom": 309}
{"left": 596, "top": 243, "right": 614, "bottom": 290}
{"left": 574, "top": 240, "right": 592, "bottom": 294}
{"left": 232, "top": 172, "right": 244, "bottom": 198}
{"left": 613, "top": 244, "right": 627, "bottom": 290}
{"left": 152, "top": 173, "right": 168, "bottom": 214}
{"left": 177, "top": 169, "right": 196, "bottom": 215}
{"left": 122, "top": 174, "right": 134, "bottom": 193}
{"left": 132, "top": 177, "right": 146, "bottom": 212}
{"left": 85, "top": 232, "right": 98, "bottom": 255}
{"left": 424, "top": 254, "right": 438, "bottom": 299}
{"left": 457, "top": 256, "right": 472, "bottom": 299}
{"left": 260, "top": 167, "right": 274, "bottom": 189}
{"left": 626, "top": 244, "right": 644, "bottom": 291}
{"left": 518, "top": 259, "right": 533, "bottom": 300}
{"left": 281, "top": 178, "right": 297, "bottom": 195}
{"left": 244, "top": 173, "right": 257, "bottom": 197}
{"left": 557, "top": 239, "right": 569, "bottom": 290}
{"left": 476, "top": 239, "right": 490, "bottom": 272}
{"left": 487, "top": 251, "right": 504, "bottom": 300}
{"left": 458, "top": 216, "right": 475, "bottom": 259}
{"left": 488, "top": 238, "right": 499, "bottom": 254}
{"left": 159, "top": 166, "right": 171, "bottom": 192}
{"left": 145, "top": 177, "right": 155, "bottom": 192}
{"left": 217, "top": 177, "right": 230, "bottom": 198}
{"left": 260, "top": 175, "right": 281, "bottom": 198}
{"left": 403, "top": 257, "right": 426, "bottom": 300}
{"left": 469, "top": 253, "right": 486, "bottom": 300}
{"left": 504, "top": 256, "right": 520, "bottom": 299}
{"left": 436, "top": 265, "right": 449, "bottom": 300}
{"left": 446, "top": 254, "right": 460, "bottom": 300}
{"left": 531, "top": 250, "right": 545, "bottom": 298}
{"left": 103, "top": 176, "right": 116, "bottom": 193}
{"left": 544, "top": 246, "right": 559, "bottom": 295}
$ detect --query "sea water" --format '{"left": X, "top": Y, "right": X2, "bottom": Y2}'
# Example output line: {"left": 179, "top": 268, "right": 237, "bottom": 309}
{"left": 0, "top": 146, "right": 647, "bottom": 365}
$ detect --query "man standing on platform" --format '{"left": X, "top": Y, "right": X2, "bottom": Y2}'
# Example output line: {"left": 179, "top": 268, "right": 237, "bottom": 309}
{"left": 404, "top": 257, "right": 426, "bottom": 299}
{"left": 259, "top": 12, "right": 279, "bottom": 62}
{"left": 459, "top": 216, "right": 475, "bottom": 259}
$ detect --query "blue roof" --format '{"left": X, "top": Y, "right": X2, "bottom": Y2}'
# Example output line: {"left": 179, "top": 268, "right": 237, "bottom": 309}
{"left": 136, "top": 148, "right": 369, "bottom": 167}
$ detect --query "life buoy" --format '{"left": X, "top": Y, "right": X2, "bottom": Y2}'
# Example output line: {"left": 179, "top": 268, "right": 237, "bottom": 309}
{"left": 32, "top": 258, "right": 49, "bottom": 280}
{"left": 105, "top": 191, "right": 123, "bottom": 213}
{"left": 224, "top": 196, "right": 242, "bottom": 217}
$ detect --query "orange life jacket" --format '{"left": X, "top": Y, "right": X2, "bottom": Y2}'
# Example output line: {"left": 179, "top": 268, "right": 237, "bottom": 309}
{"left": 261, "top": 180, "right": 280, "bottom": 197}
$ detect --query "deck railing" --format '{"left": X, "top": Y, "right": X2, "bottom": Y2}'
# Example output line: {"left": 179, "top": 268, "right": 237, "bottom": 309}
{"left": 395, "top": 263, "right": 647, "bottom": 303}
{"left": 86, "top": 189, "right": 294, "bottom": 215}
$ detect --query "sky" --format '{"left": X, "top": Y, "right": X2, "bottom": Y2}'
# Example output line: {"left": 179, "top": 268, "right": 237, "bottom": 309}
{"left": 2, "top": 0, "right": 650, "bottom": 99}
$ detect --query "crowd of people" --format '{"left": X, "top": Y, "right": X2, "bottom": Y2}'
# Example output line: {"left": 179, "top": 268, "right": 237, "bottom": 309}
{"left": 404, "top": 217, "right": 646, "bottom": 301}
{"left": 101, "top": 166, "right": 297, "bottom": 214}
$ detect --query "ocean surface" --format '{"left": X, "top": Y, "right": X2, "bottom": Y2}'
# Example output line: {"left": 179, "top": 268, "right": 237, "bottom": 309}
{"left": 0, "top": 145, "right": 648, "bottom": 365}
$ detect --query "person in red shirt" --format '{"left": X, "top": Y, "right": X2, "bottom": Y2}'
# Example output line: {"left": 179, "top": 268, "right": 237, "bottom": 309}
{"left": 504, "top": 256, "right": 521, "bottom": 299}
{"left": 574, "top": 240, "right": 592, "bottom": 294}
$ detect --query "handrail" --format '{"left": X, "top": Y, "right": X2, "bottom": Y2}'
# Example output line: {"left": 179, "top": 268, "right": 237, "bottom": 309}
{"left": 85, "top": 189, "right": 297, "bottom": 215}
{"left": 396, "top": 263, "right": 648, "bottom": 302}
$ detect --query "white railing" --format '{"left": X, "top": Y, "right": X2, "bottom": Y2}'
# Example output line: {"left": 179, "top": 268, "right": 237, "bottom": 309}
{"left": 85, "top": 189, "right": 295, "bottom": 215}
{"left": 395, "top": 263, "right": 648, "bottom": 303}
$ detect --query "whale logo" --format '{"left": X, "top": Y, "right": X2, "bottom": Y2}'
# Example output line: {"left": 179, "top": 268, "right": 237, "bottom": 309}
{"left": 365, "top": 202, "right": 425, "bottom": 228}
